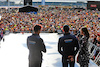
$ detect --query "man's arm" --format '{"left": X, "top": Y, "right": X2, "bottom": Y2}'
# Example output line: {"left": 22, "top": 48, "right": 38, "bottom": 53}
{"left": 58, "top": 38, "right": 63, "bottom": 55}
{"left": 68, "top": 38, "right": 79, "bottom": 62}
{"left": 74, "top": 38, "right": 79, "bottom": 56}
{"left": 27, "top": 37, "right": 29, "bottom": 49}
{"left": 40, "top": 38, "right": 46, "bottom": 53}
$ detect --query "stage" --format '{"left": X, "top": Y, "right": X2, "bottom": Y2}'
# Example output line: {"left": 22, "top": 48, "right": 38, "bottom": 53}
{"left": 0, "top": 33, "right": 98, "bottom": 67}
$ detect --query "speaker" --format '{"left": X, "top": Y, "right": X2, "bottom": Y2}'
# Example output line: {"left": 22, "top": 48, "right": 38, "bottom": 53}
{"left": 24, "top": 0, "right": 32, "bottom": 6}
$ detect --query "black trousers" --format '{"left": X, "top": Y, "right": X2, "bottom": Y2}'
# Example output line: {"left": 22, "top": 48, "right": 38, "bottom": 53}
{"left": 62, "top": 57, "right": 75, "bottom": 67}
{"left": 29, "top": 54, "right": 42, "bottom": 67}
{"left": 29, "top": 60, "right": 42, "bottom": 67}
{"left": 29, "top": 56, "right": 42, "bottom": 67}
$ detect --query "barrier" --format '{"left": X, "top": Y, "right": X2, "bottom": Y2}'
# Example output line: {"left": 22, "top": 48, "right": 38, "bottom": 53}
{"left": 88, "top": 42, "right": 100, "bottom": 66}
{"left": 94, "top": 48, "right": 100, "bottom": 66}
{"left": 96, "top": 56, "right": 100, "bottom": 66}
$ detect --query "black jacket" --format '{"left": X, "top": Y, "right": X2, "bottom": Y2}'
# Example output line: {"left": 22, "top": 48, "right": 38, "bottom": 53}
{"left": 58, "top": 33, "right": 79, "bottom": 57}
{"left": 27, "top": 34, "right": 46, "bottom": 61}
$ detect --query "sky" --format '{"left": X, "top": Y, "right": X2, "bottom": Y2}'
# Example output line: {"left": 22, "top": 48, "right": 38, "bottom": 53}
{"left": 0, "top": 0, "right": 99, "bottom": 4}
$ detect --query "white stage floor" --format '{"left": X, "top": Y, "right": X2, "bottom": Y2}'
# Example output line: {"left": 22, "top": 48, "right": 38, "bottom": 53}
{"left": 0, "top": 33, "right": 99, "bottom": 67}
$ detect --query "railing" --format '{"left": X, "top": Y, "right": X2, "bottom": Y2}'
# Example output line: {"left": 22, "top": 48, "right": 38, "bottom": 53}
{"left": 88, "top": 42, "right": 100, "bottom": 66}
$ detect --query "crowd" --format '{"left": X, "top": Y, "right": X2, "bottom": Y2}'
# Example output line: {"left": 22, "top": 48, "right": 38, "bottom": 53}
{"left": 0, "top": 7, "right": 100, "bottom": 43}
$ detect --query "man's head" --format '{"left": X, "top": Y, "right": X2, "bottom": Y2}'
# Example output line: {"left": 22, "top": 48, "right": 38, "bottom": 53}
{"left": 34, "top": 25, "right": 41, "bottom": 34}
{"left": 63, "top": 25, "right": 69, "bottom": 33}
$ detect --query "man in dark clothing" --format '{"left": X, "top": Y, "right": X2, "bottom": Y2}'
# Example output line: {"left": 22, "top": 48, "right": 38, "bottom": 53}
{"left": 0, "top": 29, "right": 4, "bottom": 41}
{"left": 27, "top": 25, "right": 46, "bottom": 67}
{"left": 58, "top": 25, "right": 79, "bottom": 67}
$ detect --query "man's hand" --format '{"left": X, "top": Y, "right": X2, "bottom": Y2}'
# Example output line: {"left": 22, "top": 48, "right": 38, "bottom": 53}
{"left": 70, "top": 57, "right": 74, "bottom": 62}
{"left": 68, "top": 55, "right": 74, "bottom": 62}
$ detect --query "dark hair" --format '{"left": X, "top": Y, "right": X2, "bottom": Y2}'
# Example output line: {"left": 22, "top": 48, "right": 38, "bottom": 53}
{"left": 63, "top": 25, "right": 69, "bottom": 32}
{"left": 81, "top": 27, "right": 90, "bottom": 39}
{"left": 34, "top": 25, "right": 41, "bottom": 32}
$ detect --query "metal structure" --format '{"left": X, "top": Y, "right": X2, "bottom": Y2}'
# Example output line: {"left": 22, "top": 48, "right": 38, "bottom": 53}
{"left": 19, "top": 0, "right": 23, "bottom": 6}
{"left": 88, "top": 42, "right": 100, "bottom": 66}
{"left": 42, "top": 0, "right": 45, "bottom": 5}
{"left": 7, "top": 0, "right": 10, "bottom": 13}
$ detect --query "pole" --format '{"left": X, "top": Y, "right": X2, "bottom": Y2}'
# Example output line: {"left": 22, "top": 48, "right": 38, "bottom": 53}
{"left": 8, "top": 0, "right": 10, "bottom": 13}
{"left": 42, "top": 0, "right": 45, "bottom": 5}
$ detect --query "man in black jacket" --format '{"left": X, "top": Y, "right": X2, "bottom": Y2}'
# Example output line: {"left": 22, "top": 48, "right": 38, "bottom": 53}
{"left": 58, "top": 25, "right": 79, "bottom": 67}
{"left": 27, "top": 25, "right": 46, "bottom": 67}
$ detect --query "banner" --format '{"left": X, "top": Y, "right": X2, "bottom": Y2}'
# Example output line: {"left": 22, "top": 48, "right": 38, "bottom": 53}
{"left": 87, "top": 1, "right": 100, "bottom": 10}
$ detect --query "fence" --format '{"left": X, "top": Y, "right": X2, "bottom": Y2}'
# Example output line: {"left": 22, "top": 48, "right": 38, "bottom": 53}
{"left": 88, "top": 42, "right": 100, "bottom": 66}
